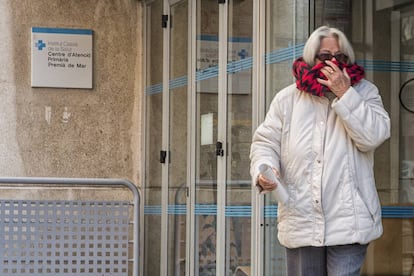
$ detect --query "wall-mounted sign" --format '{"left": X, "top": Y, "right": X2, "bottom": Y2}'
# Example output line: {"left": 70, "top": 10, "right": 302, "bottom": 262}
{"left": 31, "top": 27, "right": 93, "bottom": 89}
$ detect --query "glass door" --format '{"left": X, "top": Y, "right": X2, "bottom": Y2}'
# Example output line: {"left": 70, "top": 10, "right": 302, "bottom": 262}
{"left": 226, "top": 0, "right": 253, "bottom": 274}
{"left": 315, "top": 1, "right": 413, "bottom": 274}
{"left": 194, "top": 1, "right": 220, "bottom": 274}
{"left": 168, "top": 1, "right": 189, "bottom": 275}
{"left": 145, "top": 0, "right": 254, "bottom": 275}
{"left": 194, "top": 0, "right": 254, "bottom": 275}
{"left": 144, "top": 1, "right": 189, "bottom": 275}
{"left": 258, "top": 0, "right": 414, "bottom": 275}
{"left": 143, "top": 1, "right": 163, "bottom": 276}
{"left": 263, "top": 0, "right": 309, "bottom": 275}
{"left": 396, "top": 6, "right": 414, "bottom": 275}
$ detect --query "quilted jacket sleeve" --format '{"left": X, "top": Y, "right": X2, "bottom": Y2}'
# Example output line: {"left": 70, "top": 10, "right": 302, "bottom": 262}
{"left": 332, "top": 80, "right": 391, "bottom": 152}
{"left": 250, "top": 92, "right": 285, "bottom": 189}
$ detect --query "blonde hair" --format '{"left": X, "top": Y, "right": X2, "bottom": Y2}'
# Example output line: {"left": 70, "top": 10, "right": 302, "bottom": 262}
{"left": 303, "top": 26, "right": 355, "bottom": 66}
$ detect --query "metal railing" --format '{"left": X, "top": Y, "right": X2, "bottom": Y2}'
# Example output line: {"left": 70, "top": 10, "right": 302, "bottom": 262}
{"left": 0, "top": 177, "right": 140, "bottom": 276}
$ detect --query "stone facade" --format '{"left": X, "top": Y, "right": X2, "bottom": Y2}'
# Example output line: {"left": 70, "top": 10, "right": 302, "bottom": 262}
{"left": 0, "top": 0, "right": 143, "bottom": 187}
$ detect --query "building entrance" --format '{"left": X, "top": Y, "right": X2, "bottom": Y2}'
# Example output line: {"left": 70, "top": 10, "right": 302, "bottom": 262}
{"left": 143, "top": 0, "right": 414, "bottom": 275}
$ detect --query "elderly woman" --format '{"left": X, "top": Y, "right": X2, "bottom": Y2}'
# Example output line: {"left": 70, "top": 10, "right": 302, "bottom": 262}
{"left": 250, "top": 26, "right": 391, "bottom": 275}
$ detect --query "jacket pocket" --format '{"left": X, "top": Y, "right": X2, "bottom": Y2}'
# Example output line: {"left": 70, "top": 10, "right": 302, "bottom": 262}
{"left": 355, "top": 188, "right": 377, "bottom": 225}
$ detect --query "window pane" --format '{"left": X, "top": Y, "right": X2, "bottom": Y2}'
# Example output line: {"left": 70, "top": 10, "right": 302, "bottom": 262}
{"left": 264, "top": 1, "right": 309, "bottom": 275}
{"left": 315, "top": 1, "right": 414, "bottom": 275}
{"left": 144, "top": 1, "right": 163, "bottom": 275}
{"left": 226, "top": 0, "right": 253, "bottom": 274}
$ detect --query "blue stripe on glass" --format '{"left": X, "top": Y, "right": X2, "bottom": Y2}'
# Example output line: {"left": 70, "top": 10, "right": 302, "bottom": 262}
{"left": 32, "top": 27, "right": 93, "bottom": 35}
{"left": 196, "top": 66, "right": 219, "bottom": 81}
{"left": 145, "top": 44, "right": 414, "bottom": 95}
{"left": 145, "top": 83, "right": 163, "bottom": 95}
{"left": 381, "top": 206, "right": 414, "bottom": 218}
{"left": 227, "top": 57, "right": 253, "bottom": 74}
{"left": 264, "top": 205, "right": 278, "bottom": 218}
{"left": 229, "top": 37, "right": 252, "bottom": 43}
{"left": 144, "top": 205, "right": 162, "bottom": 215}
{"left": 146, "top": 43, "right": 304, "bottom": 95}
{"left": 357, "top": 60, "right": 414, "bottom": 72}
{"left": 144, "top": 204, "right": 414, "bottom": 219}
{"left": 168, "top": 204, "right": 187, "bottom": 215}
{"left": 197, "top": 34, "right": 219, "bottom": 42}
{"left": 265, "top": 44, "right": 305, "bottom": 64}
{"left": 195, "top": 204, "right": 217, "bottom": 215}
{"left": 225, "top": 205, "right": 252, "bottom": 217}
{"left": 197, "top": 35, "right": 252, "bottom": 43}
{"left": 170, "top": 75, "right": 188, "bottom": 89}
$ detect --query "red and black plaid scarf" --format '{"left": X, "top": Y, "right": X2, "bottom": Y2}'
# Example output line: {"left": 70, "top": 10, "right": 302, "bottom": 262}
{"left": 292, "top": 57, "right": 365, "bottom": 97}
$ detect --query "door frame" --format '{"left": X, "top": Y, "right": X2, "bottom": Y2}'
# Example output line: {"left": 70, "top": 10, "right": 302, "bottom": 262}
{"left": 188, "top": 0, "right": 196, "bottom": 275}
{"left": 158, "top": 0, "right": 262, "bottom": 275}
{"left": 216, "top": 0, "right": 229, "bottom": 275}
{"left": 160, "top": 0, "right": 170, "bottom": 274}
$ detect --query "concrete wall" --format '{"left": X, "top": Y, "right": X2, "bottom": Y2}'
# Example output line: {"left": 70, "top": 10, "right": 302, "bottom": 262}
{"left": 0, "top": 0, "right": 143, "bottom": 186}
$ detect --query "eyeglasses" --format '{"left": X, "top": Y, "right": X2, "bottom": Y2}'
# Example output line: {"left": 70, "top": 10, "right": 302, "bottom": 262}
{"left": 315, "top": 53, "right": 348, "bottom": 63}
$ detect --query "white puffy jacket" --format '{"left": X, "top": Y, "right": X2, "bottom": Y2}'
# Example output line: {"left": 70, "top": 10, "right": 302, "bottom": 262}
{"left": 250, "top": 79, "right": 391, "bottom": 248}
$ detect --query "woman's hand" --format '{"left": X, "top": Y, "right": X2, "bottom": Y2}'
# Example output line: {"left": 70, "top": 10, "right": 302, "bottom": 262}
{"left": 257, "top": 168, "right": 279, "bottom": 192}
{"left": 317, "top": 60, "right": 351, "bottom": 98}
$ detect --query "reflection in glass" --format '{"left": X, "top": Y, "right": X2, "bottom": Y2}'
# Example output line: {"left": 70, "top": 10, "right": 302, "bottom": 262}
{"left": 144, "top": 1, "right": 163, "bottom": 275}
{"left": 264, "top": 0, "right": 309, "bottom": 275}
{"left": 169, "top": 1, "right": 189, "bottom": 275}
{"left": 196, "top": 1, "right": 219, "bottom": 274}
{"left": 226, "top": 0, "right": 253, "bottom": 274}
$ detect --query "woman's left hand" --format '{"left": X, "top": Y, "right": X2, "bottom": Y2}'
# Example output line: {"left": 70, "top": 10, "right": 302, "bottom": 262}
{"left": 317, "top": 60, "right": 351, "bottom": 98}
